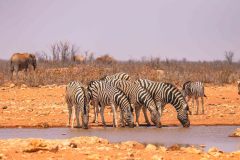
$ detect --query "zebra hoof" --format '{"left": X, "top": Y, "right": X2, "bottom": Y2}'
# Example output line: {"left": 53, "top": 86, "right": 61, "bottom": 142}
{"left": 146, "top": 123, "right": 151, "bottom": 127}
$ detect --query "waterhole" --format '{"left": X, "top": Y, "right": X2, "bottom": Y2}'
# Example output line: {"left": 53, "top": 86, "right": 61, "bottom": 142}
{"left": 0, "top": 126, "right": 239, "bottom": 152}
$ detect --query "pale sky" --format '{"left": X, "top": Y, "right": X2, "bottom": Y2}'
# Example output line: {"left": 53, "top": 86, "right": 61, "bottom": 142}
{"left": 0, "top": 0, "right": 240, "bottom": 61}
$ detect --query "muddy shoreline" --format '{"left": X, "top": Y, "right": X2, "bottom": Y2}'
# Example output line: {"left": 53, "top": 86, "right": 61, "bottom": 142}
{"left": 0, "top": 136, "right": 239, "bottom": 160}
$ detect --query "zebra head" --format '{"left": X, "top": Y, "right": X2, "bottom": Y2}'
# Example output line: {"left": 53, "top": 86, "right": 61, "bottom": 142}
{"left": 238, "top": 81, "right": 240, "bottom": 95}
{"left": 122, "top": 105, "right": 134, "bottom": 128}
{"left": 177, "top": 103, "right": 190, "bottom": 128}
{"left": 81, "top": 87, "right": 90, "bottom": 129}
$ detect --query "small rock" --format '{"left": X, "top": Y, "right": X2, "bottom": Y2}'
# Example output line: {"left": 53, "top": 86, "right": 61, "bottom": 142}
{"left": 208, "top": 147, "right": 223, "bottom": 153}
{"left": 231, "top": 151, "right": 240, "bottom": 155}
{"left": 167, "top": 144, "right": 181, "bottom": 151}
{"left": 69, "top": 142, "right": 77, "bottom": 148}
{"left": 208, "top": 147, "right": 223, "bottom": 157}
{"left": 229, "top": 128, "right": 240, "bottom": 137}
{"left": 9, "top": 83, "right": 15, "bottom": 88}
{"left": 21, "top": 84, "right": 27, "bottom": 88}
{"left": 2, "top": 106, "right": 7, "bottom": 110}
{"left": 159, "top": 146, "right": 167, "bottom": 152}
{"left": 182, "top": 147, "right": 202, "bottom": 154}
{"left": 0, "top": 153, "right": 7, "bottom": 160}
{"left": 23, "top": 139, "right": 59, "bottom": 153}
{"left": 127, "top": 151, "right": 134, "bottom": 157}
{"left": 145, "top": 144, "right": 157, "bottom": 151}
{"left": 121, "top": 141, "right": 145, "bottom": 149}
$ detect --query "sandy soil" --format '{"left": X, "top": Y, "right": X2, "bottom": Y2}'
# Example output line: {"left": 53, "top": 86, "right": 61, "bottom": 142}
{"left": 0, "top": 83, "right": 240, "bottom": 160}
{"left": 0, "top": 84, "right": 240, "bottom": 128}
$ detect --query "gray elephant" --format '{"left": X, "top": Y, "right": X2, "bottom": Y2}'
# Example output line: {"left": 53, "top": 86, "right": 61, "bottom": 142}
{"left": 10, "top": 53, "right": 37, "bottom": 81}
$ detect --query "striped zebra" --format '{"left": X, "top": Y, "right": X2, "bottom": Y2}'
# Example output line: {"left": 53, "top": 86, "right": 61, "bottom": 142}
{"left": 238, "top": 81, "right": 240, "bottom": 95}
{"left": 182, "top": 81, "right": 206, "bottom": 115}
{"left": 65, "top": 81, "right": 89, "bottom": 129}
{"left": 100, "top": 72, "right": 130, "bottom": 81}
{"left": 105, "top": 79, "right": 161, "bottom": 127}
{"left": 137, "top": 79, "right": 190, "bottom": 128}
{"left": 87, "top": 80, "right": 134, "bottom": 128}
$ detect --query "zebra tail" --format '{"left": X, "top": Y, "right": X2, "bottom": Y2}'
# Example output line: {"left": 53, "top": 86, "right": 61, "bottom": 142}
{"left": 81, "top": 86, "right": 87, "bottom": 114}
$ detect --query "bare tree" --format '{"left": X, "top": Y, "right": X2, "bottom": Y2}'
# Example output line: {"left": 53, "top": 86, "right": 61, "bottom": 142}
{"left": 225, "top": 51, "right": 234, "bottom": 65}
{"left": 85, "top": 50, "right": 95, "bottom": 63}
{"left": 36, "top": 51, "right": 49, "bottom": 62}
{"left": 50, "top": 41, "right": 79, "bottom": 62}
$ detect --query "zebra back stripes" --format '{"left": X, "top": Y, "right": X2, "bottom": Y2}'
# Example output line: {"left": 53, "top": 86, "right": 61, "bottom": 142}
{"left": 100, "top": 72, "right": 130, "bottom": 81}
{"left": 65, "top": 81, "right": 89, "bottom": 129}
{"left": 105, "top": 79, "right": 161, "bottom": 127}
{"left": 87, "top": 80, "right": 134, "bottom": 127}
{"left": 137, "top": 79, "right": 190, "bottom": 127}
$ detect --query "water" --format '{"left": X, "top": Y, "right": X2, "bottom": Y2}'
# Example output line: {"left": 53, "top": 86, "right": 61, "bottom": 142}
{"left": 0, "top": 126, "right": 239, "bottom": 152}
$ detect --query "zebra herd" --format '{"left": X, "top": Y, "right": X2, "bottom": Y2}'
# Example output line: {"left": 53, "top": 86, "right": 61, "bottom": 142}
{"left": 66, "top": 72, "right": 206, "bottom": 129}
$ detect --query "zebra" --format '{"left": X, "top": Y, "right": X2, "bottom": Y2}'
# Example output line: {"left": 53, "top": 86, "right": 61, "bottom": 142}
{"left": 65, "top": 81, "right": 89, "bottom": 129}
{"left": 137, "top": 79, "right": 190, "bottom": 128}
{"left": 105, "top": 78, "right": 161, "bottom": 127}
{"left": 181, "top": 81, "right": 206, "bottom": 115}
{"left": 238, "top": 81, "right": 240, "bottom": 95}
{"left": 87, "top": 80, "right": 134, "bottom": 128}
{"left": 100, "top": 72, "right": 130, "bottom": 81}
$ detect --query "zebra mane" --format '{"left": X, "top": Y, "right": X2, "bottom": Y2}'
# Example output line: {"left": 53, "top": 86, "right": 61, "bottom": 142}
{"left": 182, "top": 81, "right": 192, "bottom": 90}
{"left": 99, "top": 75, "right": 107, "bottom": 81}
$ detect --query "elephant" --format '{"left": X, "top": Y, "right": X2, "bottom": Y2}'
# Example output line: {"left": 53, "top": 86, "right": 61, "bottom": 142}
{"left": 10, "top": 53, "right": 37, "bottom": 81}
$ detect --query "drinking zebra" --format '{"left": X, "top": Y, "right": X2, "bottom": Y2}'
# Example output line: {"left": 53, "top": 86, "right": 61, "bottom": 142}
{"left": 100, "top": 72, "right": 130, "bottom": 81}
{"left": 105, "top": 78, "right": 161, "bottom": 127}
{"left": 87, "top": 80, "right": 134, "bottom": 128}
{"left": 65, "top": 81, "right": 89, "bottom": 129}
{"left": 181, "top": 81, "right": 206, "bottom": 115}
{"left": 137, "top": 79, "right": 190, "bottom": 128}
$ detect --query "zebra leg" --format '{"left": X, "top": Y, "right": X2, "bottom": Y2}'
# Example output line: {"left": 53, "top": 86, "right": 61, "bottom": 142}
{"left": 156, "top": 102, "right": 164, "bottom": 117}
{"left": 120, "top": 109, "right": 125, "bottom": 127}
{"left": 111, "top": 103, "right": 118, "bottom": 128}
{"left": 187, "top": 97, "right": 192, "bottom": 115}
{"left": 100, "top": 105, "right": 106, "bottom": 127}
{"left": 116, "top": 105, "right": 125, "bottom": 127}
{"left": 71, "top": 107, "right": 75, "bottom": 128}
{"left": 201, "top": 96, "right": 204, "bottom": 114}
{"left": 191, "top": 97, "right": 194, "bottom": 115}
{"left": 135, "top": 106, "right": 141, "bottom": 127}
{"left": 196, "top": 98, "right": 199, "bottom": 115}
{"left": 92, "top": 100, "right": 99, "bottom": 124}
{"left": 142, "top": 107, "right": 151, "bottom": 126}
{"left": 75, "top": 106, "right": 81, "bottom": 128}
{"left": 67, "top": 103, "right": 72, "bottom": 127}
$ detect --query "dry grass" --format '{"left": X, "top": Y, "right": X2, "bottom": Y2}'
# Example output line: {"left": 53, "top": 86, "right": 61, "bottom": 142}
{"left": 0, "top": 58, "right": 239, "bottom": 87}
